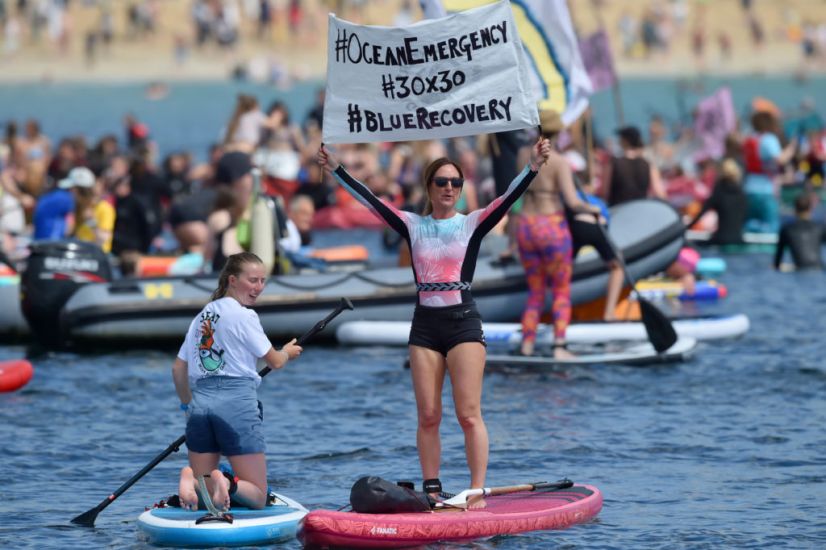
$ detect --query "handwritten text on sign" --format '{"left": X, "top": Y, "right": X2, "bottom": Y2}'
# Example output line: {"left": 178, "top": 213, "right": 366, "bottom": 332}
{"left": 322, "top": 0, "right": 539, "bottom": 144}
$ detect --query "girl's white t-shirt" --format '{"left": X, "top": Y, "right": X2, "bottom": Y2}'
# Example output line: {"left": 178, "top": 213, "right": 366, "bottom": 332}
{"left": 178, "top": 297, "right": 272, "bottom": 384}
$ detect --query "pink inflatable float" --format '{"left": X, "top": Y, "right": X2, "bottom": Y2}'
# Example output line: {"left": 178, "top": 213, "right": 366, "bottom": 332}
{"left": 0, "top": 360, "right": 33, "bottom": 392}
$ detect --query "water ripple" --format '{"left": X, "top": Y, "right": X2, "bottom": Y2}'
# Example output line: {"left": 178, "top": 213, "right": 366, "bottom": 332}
{"left": 2, "top": 255, "right": 826, "bottom": 548}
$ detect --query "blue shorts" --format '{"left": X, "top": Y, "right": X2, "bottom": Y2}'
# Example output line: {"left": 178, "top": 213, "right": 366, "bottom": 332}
{"left": 186, "top": 376, "right": 265, "bottom": 456}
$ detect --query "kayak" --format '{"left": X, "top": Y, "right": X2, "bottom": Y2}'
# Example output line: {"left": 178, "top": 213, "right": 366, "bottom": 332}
{"left": 336, "top": 313, "right": 750, "bottom": 346}
{"left": 485, "top": 337, "right": 697, "bottom": 369}
{"left": 637, "top": 279, "right": 727, "bottom": 301}
{"left": 0, "top": 359, "right": 33, "bottom": 392}
{"left": 695, "top": 257, "right": 726, "bottom": 277}
{"left": 136, "top": 492, "right": 307, "bottom": 548}
{"left": 298, "top": 484, "right": 602, "bottom": 548}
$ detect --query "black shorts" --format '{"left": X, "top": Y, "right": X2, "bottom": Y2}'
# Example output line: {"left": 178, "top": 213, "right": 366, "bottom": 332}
{"left": 408, "top": 302, "right": 486, "bottom": 357}
{"left": 569, "top": 219, "right": 617, "bottom": 262}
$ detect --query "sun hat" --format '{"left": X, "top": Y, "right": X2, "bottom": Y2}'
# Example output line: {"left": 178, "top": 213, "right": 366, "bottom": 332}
{"left": 539, "top": 109, "right": 564, "bottom": 134}
{"left": 58, "top": 167, "right": 96, "bottom": 189}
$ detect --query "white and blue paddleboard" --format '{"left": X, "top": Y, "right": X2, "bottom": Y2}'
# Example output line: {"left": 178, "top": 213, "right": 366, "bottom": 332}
{"left": 485, "top": 337, "right": 697, "bottom": 369}
{"left": 337, "top": 314, "right": 749, "bottom": 347}
{"left": 137, "top": 493, "right": 307, "bottom": 548}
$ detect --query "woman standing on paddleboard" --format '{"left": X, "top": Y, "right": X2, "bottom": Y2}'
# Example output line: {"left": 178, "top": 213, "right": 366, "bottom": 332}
{"left": 172, "top": 252, "right": 302, "bottom": 511}
{"left": 318, "top": 139, "right": 550, "bottom": 507}
{"left": 516, "top": 109, "right": 603, "bottom": 358}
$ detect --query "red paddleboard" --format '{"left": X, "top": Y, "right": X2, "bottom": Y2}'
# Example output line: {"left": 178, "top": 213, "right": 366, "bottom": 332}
{"left": 0, "top": 359, "right": 34, "bottom": 392}
{"left": 298, "top": 484, "right": 602, "bottom": 548}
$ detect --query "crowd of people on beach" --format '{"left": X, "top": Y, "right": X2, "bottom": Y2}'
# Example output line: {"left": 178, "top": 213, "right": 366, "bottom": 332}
{"left": 589, "top": 0, "right": 826, "bottom": 72}
{"left": 0, "top": 1, "right": 382, "bottom": 63}
{"left": 1, "top": 88, "right": 825, "bottom": 278}
{"left": 4, "top": 1, "right": 826, "bottom": 81}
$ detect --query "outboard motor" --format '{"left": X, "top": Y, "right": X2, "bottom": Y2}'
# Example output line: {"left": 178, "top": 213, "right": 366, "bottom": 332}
{"left": 21, "top": 240, "right": 112, "bottom": 347}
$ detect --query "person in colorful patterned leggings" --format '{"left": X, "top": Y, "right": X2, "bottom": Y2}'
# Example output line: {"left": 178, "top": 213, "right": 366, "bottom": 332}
{"left": 318, "top": 138, "right": 550, "bottom": 508}
{"left": 518, "top": 110, "right": 602, "bottom": 359}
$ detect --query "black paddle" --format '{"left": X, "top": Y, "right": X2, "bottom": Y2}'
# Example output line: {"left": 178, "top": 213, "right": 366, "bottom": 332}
{"left": 571, "top": 181, "right": 678, "bottom": 353}
{"left": 71, "top": 297, "right": 355, "bottom": 527}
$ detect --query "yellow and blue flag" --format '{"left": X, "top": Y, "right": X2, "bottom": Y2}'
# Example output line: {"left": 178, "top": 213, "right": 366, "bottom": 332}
{"left": 420, "top": 0, "right": 593, "bottom": 125}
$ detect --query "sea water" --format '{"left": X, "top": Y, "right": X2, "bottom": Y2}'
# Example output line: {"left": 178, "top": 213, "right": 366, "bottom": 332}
{"left": 1, "top": 252, "right": 824, "bottom": 549}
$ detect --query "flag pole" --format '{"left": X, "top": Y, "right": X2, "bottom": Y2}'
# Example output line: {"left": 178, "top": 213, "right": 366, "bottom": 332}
{"left": 587, "top": 0, "right": 625, "bottom": 126}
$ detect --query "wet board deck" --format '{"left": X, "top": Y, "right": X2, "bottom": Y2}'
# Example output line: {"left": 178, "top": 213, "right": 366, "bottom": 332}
{"left": 298, "top": 484, "right": 602, "bottom": 549}
{"left": 136, "top": 493, "right": 307, "bottom": 548}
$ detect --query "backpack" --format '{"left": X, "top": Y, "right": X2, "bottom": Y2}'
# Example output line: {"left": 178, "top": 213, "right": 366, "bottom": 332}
{"left": 349, "top": 477, "right": 432, "bottom": 514}
{"left": 743, "top": 136, "right": 763, "bottom": 174}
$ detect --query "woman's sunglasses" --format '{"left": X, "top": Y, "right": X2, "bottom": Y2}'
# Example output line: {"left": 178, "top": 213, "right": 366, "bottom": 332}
{"left": 432, "top": 176, "right": 464, "bottom": 189}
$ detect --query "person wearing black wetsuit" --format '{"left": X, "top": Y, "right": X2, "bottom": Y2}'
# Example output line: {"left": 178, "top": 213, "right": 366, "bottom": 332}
{"left": 774, "top": 191, "right": 825, "bottom": 270}
{"left": 687, "top": 159, "right": 748, "bottom": 245}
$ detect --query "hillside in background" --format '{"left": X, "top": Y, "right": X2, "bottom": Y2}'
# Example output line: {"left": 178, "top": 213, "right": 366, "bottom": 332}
{"left": 0, "top": 0, "right": 824, "bottom": 82}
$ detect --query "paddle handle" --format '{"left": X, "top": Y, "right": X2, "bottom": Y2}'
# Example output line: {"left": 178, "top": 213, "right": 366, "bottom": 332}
{"left": 488, "top": 479, "right": 572, "bottom": 496}
{"left": 488, "top": 483, "right": 535, "bottom": 496}
{"left": 258, "top": 297, "right": 354, "bottom": 377}
{"left": 439, "top": 479, "right": 574, "bottom": 509}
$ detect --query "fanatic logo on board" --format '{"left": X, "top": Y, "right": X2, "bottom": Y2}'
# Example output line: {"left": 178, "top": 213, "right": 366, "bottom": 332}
{"left": 369, "top": 526, "right": 398, "bottom": 535}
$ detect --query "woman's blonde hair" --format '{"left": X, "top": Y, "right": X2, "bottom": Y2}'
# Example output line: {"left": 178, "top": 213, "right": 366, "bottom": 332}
{"left": 211, "top": 252, "right": 264, "bottom": 301}
{"left": 71, "top": 183, "right": 98, "bottom": 238}
{"left": 420, "top": 157, "right": 463, "bottom": 216}
{"left": 223, "top": 94, "right": 259, "bottom": 146}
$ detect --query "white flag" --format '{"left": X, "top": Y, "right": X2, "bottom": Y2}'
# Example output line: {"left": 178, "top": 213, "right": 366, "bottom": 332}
{"left": 322, "top": 0, "right": 539, "bottom": 144}
{"left": 420, "top": 0, "right": 593, "bottom": 126}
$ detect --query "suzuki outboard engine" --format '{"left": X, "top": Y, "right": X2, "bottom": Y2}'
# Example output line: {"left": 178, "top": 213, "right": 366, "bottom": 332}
{"left": 21, "top": 240, "right": 112, "bottom": 347}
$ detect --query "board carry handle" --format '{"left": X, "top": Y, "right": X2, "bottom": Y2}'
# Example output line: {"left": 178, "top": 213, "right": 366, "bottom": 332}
{"left": 194, "top": 475, "right": 233, "bottom": 524}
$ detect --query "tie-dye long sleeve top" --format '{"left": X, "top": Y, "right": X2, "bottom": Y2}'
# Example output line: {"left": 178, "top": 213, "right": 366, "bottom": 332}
{"left": 332, "top": 164, "right": 537, "bottom": 307}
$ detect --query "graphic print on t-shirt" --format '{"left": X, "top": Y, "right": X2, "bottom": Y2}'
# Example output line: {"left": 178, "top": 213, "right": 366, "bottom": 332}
{"left": 197, "top": 311, "right": 225, "bottom": 373}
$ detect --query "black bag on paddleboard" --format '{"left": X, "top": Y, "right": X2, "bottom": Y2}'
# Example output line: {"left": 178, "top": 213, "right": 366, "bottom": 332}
{"left": 350, "top": 476, "right": 432, "bottom": 513}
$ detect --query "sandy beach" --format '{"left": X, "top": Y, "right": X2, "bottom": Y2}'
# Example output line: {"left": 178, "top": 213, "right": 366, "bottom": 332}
{"left": 0, "top": 0, "right": 824, "bottom": 85}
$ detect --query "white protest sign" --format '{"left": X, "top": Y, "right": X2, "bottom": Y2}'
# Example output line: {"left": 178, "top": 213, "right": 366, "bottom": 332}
{"left": 322, "top": 0, "right": 539, "bottom": 144}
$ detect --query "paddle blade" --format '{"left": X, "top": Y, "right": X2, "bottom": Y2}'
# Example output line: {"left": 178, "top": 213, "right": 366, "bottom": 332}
{"left": 532, "top": 479, "right": 574, "bottom": 492}
{"left": 71, "top": 506, "right": 101, "bottom": 527}
{"left": 638, "top": 298, "right": 678, "bottom": 353}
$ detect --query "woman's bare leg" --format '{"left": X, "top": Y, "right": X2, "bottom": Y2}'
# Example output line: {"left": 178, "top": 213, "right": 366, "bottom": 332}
{"left": 226, "top": 453, "right": 269, "bottom": 509}
{"left": 604, "top": 261, "right": 624, "bottom": 321}
{"left": 408, "top": 345, "right": 447, "bottom": 485}
{"left": 446, "top": 342, "right": 488, "bottom": 508}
